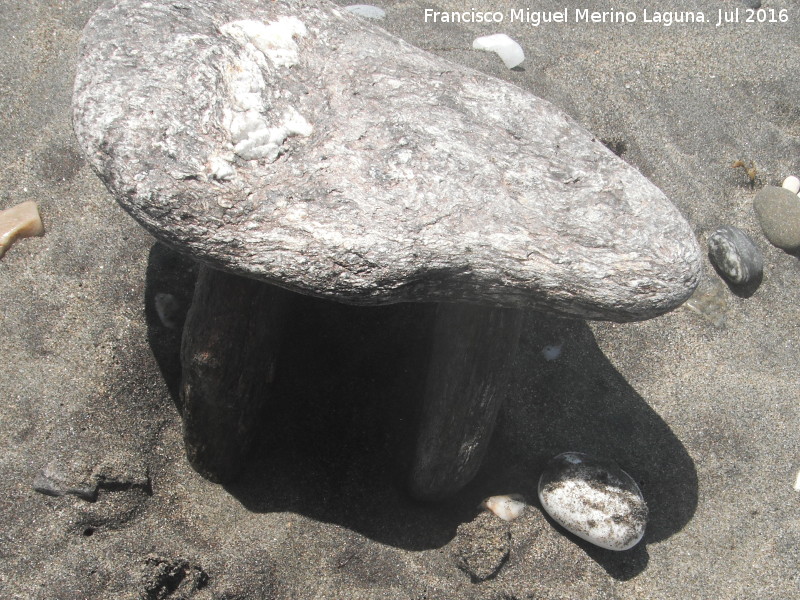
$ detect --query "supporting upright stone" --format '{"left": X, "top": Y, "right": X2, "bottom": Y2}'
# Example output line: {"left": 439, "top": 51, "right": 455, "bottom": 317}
{"left": 410, "top": 304, "right": 523, "bottom": 500}
{"left": 180, "top": 266, "right": 290, "bottom": 483}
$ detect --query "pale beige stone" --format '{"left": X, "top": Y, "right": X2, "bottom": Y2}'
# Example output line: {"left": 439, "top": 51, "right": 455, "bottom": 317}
{"left": 481, "top": 494, "right": 526, "bottom": 521}
{"left": 0, "top": 201, "right": 44, "bottom": 258}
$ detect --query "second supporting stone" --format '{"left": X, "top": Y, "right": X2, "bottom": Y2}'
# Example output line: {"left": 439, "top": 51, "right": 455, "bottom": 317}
{"left": 409, "top": 303, "right": 523, "bottom": 500}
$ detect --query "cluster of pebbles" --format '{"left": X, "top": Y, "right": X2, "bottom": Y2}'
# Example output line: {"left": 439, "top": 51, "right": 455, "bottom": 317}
{"left": 513, "top": 176, "right": 799, "bottom": 553}
{"left": 473, "top": 164, "right": 798, "bottom": 540}
{"left": 691, "top": 175, "right": 799, "bottom": 326}
{"left": 709, "top": 176, "right": 800, "bottom": 285}
{"left": 482, "top": 452, "right": 648, "bottom": 552}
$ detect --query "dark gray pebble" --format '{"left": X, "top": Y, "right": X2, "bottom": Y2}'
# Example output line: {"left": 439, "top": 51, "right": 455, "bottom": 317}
{"left": 154, "top": 292, "right": 181, "bottom": 328}
{"left": 707, "top": 226, "right": 763, "bottom": 286}
{"left": 753, "top": 186, "right": 800, "bottom": 251}
{"left": 742, "top": 0, "right": 761, "bottom": 8}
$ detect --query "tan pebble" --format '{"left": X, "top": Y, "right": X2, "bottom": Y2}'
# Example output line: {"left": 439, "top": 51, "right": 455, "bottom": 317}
{"left": 0, "top": 201, "right": 44, "bottom": 258}
{"left": 480, "top": 494, "right": 526, "bottom": 521}
{"left": 753, "top": 185, "right": 800, "bottom": 251}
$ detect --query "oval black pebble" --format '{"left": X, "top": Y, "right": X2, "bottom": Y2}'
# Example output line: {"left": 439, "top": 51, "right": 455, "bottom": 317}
{"left": 707, "top": 226, "right": 763, "bottom": 286}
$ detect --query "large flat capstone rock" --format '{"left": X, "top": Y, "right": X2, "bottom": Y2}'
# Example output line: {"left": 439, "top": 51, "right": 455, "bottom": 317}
{"left": 73, "top": 0, "right": 701, "bottom": 320}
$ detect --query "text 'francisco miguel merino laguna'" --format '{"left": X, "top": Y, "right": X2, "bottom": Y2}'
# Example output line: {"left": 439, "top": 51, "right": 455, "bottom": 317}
{"left": 424, "top": 8, "right": 716, "bottom": 27}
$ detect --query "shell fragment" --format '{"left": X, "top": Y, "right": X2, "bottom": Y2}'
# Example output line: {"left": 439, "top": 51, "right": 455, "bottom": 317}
{"left": 0, "top": 201, "right": 44, "bottom": 258}
{"left": 473, "top": 34, "right": 525, "bottom": 69}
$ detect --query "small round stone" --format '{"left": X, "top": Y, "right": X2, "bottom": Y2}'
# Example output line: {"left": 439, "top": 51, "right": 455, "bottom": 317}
{"left": 782, "top": 176, "right": 800, "bottom": 195}
{"left": 707, "top": 226, "right": 763, "bottom": 286}
{"left": 753, "top": 186, "right": 800, "bottom": 251}
{"left": 538, "top": 452, "right": 648, "bottom": 551}
{"left": 481, "top": 494, "right": 526, "bottom": 521}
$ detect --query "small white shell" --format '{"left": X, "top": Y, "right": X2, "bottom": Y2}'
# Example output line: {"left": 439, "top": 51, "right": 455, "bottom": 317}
{"left": 472, "top": 34, "right": 525, "bottom": 69}
{"left": 781, "top": 175, "right": 800, "bottom": 195}
{"left": 481, "top": 494, "right": 526, "bottom": 521}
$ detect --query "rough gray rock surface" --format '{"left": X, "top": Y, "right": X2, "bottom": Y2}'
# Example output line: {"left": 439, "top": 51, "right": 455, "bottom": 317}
{"left": 73, "top": 0, "right": 700, "bottom": 321}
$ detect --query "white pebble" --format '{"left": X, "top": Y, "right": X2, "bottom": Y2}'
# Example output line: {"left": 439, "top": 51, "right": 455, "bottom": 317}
{"left": 794, "top": 470, "right": 800, "bottom": 492}
{"left": 472, "top": 34, "right": 525, "bottom": 69}
{"left": 538, "top": 452, "right": 647, "bottom": 551}
{"left": 542, "top": 343, "right": 562, "bottom": 361}
{"left": 481, "top": 494, "right": 526, "bottom": 521}
{"left": 344, "top": 5, "right": 386, "bottom": 20}
{"left": 782, "top": 175, "right": 800, "bottom": 195}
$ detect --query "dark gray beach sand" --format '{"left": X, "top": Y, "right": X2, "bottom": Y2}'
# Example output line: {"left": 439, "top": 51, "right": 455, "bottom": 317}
{"left": 1, "top": 0, "right": 798, "bottom": 598}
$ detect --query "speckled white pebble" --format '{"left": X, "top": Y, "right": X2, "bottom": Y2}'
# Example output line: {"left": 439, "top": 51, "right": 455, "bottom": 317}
{"left": 472, "top": 34, "right": 525, "bottom": 69}
{"left": 481, "top": 494, "right": 526, "bottom": 521}
{"left": 538, "top": 452, "right": 648, "bottom": 551}
{"left": 782, "top": 176, "right": 800, "bottom": 195}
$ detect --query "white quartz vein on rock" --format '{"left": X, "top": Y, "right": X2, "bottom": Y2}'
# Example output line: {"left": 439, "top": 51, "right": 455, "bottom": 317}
{"left": 220, "top": 17, "right": 307, "bottom": 68}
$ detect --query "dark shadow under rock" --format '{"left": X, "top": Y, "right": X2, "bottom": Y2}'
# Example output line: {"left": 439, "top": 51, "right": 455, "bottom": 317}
{"left": 144, "top": 243, "right": 197, "bottom": 405}
{"left": 475, "top": 313, "right": 698, "bottom": 578}
{"left": 144, "top": 244, "right": 698, "bottom": 565}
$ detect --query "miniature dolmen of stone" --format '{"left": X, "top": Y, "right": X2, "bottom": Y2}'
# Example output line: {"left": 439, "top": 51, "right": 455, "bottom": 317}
{"left": 73, "top": 0, "right": 701, "bottom": 500}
